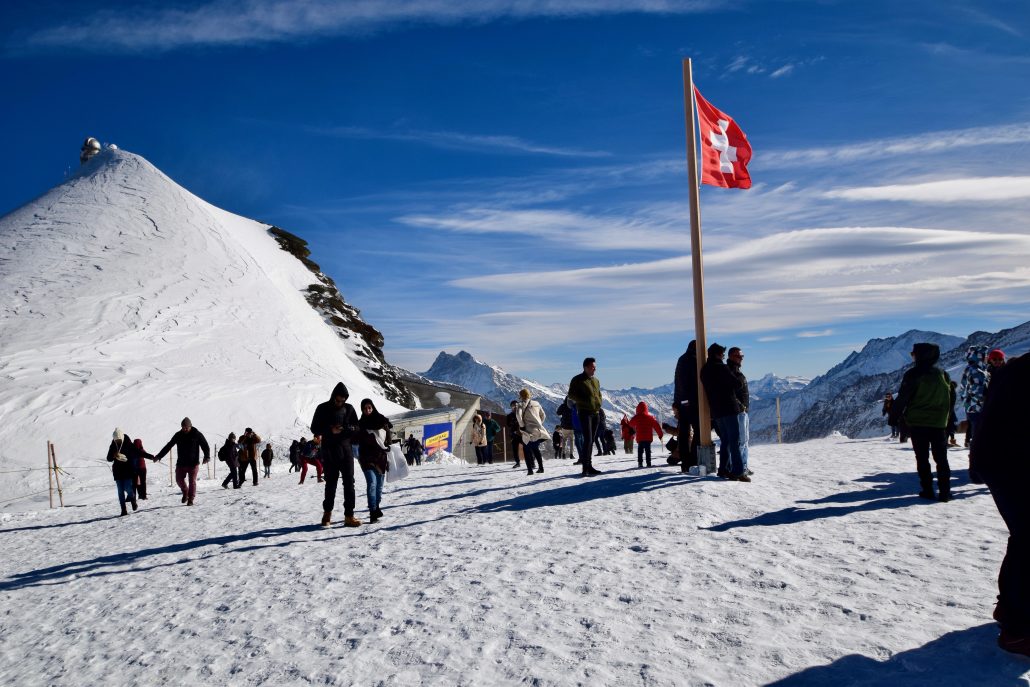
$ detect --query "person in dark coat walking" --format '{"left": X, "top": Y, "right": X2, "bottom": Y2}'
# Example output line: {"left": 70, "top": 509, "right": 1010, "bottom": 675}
{"left": 153, "top": 417, "right": 211, "bottom": 506}
{"left": 219, "top": 433, "right": 241, "bottom": 489}
{"left": 312, "top": 382, "right": 361, "bottom": 528}
{"left": 288, "top": 439, "right": 301, "bottom": 473}
{"left": 483, "top": 414, "right": 501, "bottom": 464}
{"left": 506, "top": 400, "right": 524, "bottom": 469}
{"left": 261, "top": 443, "right": 274, "bottom": 478}
{"left": 970, "top": 352, "right": 1030, "bottom": 656}
{"left": 404, "top": 435, "right": 423, "bottom": 466}
{"left": 699, "top": 343, "right": 749, "bottom": 481}
{"left": 132, "top": 437, "right": 154, "bottom": 500}
{"left": 673, "top": 340, "right": 701, "bottom": 471}
{"left": 556, "top": 398, "right": 576, "bottom": 461}
{"left": 889, "top": 342, "right": 953, "bottom": 501}
{"left": 357, "top": 398, "right": 392, "bottom": 523}
{"left": 107, "top": 428, "right": 141, "bottom": 516}
{"left": 238, "top": 428, "right": 262, "bottom": 486}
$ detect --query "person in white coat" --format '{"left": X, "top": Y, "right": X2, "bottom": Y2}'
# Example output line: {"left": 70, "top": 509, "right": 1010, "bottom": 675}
{"left": 518, "top": 389, "right": 549, "bottom": 475}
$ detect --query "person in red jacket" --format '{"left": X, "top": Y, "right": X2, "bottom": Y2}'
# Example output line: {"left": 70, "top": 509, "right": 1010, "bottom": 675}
{"left": 628, "top": 402, "right": 663, "bottom": 468}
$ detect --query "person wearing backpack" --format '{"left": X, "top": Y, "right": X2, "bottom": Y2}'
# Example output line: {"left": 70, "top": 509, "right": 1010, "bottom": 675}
{"left": 890, "top": 342, "right": 953, "bottom": 501}
{"left": 219, "top": 433, "right": 241, "bottom": 489}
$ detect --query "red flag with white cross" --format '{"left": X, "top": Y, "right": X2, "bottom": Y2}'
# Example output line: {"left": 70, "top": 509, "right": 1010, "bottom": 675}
{"left": 693, "top": 86, "right": 752, "bottom": 189}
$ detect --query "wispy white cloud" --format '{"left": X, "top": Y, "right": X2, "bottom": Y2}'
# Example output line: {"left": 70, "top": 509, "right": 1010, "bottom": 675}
{"left": 18, "top": 0, "right": 724, "bottom": 53}
{"left": 797, "top": 329, "right": 833, "bottom": 338}
{"left": 824, "top": 176, "right": 1030, "bottom": 203}
{"left": 769, "top": 64, "right": 795, "bottom": 78}
{"left": 762, "top": 122, "right": 1030, "bottom": 168}
{"left": 306, "top": 125, "right": 610, "bottom": 158}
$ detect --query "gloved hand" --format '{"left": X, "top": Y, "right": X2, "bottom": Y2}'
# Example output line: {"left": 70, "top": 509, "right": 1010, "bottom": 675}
{"left": 115, "top": 453, "right": 128, "bottom": 462}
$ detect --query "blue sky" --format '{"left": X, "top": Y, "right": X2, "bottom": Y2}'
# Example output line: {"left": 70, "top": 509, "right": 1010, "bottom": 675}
{"left": 3, "top": 0, "right": 1030, "bottom": 389}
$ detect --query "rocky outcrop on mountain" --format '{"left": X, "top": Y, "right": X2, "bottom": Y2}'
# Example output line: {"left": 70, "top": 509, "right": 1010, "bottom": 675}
{"left": 268, "top": 227, "right": 413, "bottom": 407}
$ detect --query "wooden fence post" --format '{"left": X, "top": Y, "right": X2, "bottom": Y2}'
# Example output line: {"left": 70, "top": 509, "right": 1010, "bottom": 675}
{"left": 47, "top": 441, "right": 54, "bottom": 509}
{"left": 50, "top": 442, "right": 65, "bottom": 507}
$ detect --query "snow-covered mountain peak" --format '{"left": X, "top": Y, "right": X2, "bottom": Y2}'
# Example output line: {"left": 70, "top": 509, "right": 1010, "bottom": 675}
{"left": 0, "top": 145, "right": 408, "bottom": 505}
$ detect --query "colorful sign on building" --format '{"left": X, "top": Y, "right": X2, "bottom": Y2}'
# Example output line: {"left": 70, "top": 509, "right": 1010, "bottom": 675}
{"left": 423, "top": 422, "right": 452, "bottom": 455}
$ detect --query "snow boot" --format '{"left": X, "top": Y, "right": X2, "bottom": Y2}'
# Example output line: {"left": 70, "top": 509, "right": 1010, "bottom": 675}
{"left": 645, "top": 459, "right": 651, "bottom": 467}
{"left": 918, "top": 490, "right": 936, "bottom": 500}
{"left": 998, "top": 630, "right": 1030, "bottom": 657}
{"left": 369, "top": 513, "right": 379, "bottom": 524}
{"left": 120, "top": 505, "right": 128, "bottom": 516}
{"left": 638, "top": 460, "right": 643, "bottom": 468}
{"left": 373, "top": 509, "right": 383, "bottom": 519}
{"left": 181, "top": 494, "right": 188, "bottom": 503}
{"left": 320, "top": 511, "right": 332, "bottom": 527}
{"left": 343, "top": 515, "right": 362, "bottom": 527}
{"left": 131, "top": 499, "right": 138, "bottom": 511}
{"left": 187, "top": 498, "right": 194, "bottom": 506}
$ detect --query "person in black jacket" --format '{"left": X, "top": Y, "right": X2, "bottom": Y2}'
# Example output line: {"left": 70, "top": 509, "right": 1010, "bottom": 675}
{"left": 404, "top": 435, "right": 423, "bottom": 466}
{"left": 153, "top": 417, "right": 210, "bottom": 506}
{"left": 971, "top": 353, "right": 1030, "bottom": 656}
{"left": 506, "top": 400, "right": 523, "bottom": 469}
{"left": 699, "top": 343, "right": 749, "bottom": 481}
{"left": 673, "top": 340, "right": 701, "bottom": 471}
{"left": 312, "top": 382, "right": 361, "bottom": 528}
{"left": 107, "top": 428, "right": 141, "bottom": 516}
{"left": 357, "top": 398, "right": 392, "bottom": 523}
{"left": 219, "top": 433, "right": 241, "bottom": 489}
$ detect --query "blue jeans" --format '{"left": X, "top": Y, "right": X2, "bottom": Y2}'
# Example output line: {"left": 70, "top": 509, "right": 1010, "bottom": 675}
{"left": 362, "top": 468, "right": 384, "bottom": 513}
{"left": 713, "top": 414, "right": 747, "bottom": 476}
{"left": 116, "top": 478, "right": 134, "bottom": 508}
{"left": 737, "top": 412, "right": 750, "bottom": 473}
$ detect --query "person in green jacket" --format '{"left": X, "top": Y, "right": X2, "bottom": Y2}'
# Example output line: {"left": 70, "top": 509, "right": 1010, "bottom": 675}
{"left": 890, "top": 342, "right": 953, "bottom": 501}
{"left": 568, "top": 357, "right": 603, "bottom": 476}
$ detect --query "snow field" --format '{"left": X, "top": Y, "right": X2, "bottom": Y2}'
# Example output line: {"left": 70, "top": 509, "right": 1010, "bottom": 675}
{"left": 0, "top": 437, "right": 1027, "bottom": 686}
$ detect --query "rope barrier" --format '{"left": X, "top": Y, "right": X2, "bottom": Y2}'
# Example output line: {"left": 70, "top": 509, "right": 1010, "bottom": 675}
{"left": 0, "top": 489, "right": 51, "bottom": 505}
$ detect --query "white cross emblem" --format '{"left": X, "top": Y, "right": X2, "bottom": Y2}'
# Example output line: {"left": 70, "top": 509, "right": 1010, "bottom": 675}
{"left": 709, "top": 119, "right": 737, "bottom": 173}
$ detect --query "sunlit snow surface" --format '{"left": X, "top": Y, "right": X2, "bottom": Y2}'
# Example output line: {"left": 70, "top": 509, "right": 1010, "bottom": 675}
{"left": 1, "top": 437, "right": 1027, "bottom": 686}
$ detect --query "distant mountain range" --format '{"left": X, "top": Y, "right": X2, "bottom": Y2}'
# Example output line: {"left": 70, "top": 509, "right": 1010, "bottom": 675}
{"left": 418, "top": 320, "right": 1030, "bottom": 443}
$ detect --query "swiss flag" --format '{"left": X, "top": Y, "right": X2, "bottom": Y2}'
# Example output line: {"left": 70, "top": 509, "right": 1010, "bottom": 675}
{"left": 693, "top": 86, "right": 752, "bottom": 189}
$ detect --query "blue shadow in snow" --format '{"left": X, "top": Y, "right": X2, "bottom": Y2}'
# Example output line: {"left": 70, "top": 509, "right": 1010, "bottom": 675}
{"left": 765, "top": 623, "right": 1028, "bottom": 686}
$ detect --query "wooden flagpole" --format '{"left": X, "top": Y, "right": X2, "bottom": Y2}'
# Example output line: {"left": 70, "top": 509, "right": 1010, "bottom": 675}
{"left": 682, "top": 57, "right": 717, "bottom": 474}
{"left": 47, "top": 441, "right": 54, "bottom": 509}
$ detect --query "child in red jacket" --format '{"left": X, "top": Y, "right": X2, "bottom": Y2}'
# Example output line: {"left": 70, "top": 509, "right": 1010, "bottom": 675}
{"left": 628, "top": 402, "right": 663, "bottom": 467}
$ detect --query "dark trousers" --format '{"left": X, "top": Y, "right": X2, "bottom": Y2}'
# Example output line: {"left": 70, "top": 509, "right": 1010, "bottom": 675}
{"left": 322, "top": 443, "right": 356, "bottom": 517}
{"left": 222, "top": 461, "right": 240, "bottom": 488}
{"left": 484, "top": 442, "right": 494, "bottom": 463}
{"left": 578, "top": 413, "right": 600, "bottom": 472}
{"left": 239, "top": 459, "right": 259, "bottom": 485}
{"left": 637, "top": 441, "right": 652, "bottom": 466}
{"left": 511, "top": 441, "right": 522, "bottom": 466}
{"left": 909, "top": 425, "right": 951, "bottom": 496}
{"left": 135, "top": 470, "right": 148, "bottom": 499}
{"left": 987, "top": 469, "right": 1030, "bottom": 634}
{"left": 475, "top": 446, "right": 487, "bottom": 464}
{"left": 525, "top": 439, "right": 544, "bottom": 473}
{"left": 682, "top": 404, "right": 700, "bottom": 470}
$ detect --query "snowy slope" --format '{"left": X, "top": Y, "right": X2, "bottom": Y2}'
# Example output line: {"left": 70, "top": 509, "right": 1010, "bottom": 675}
{"left": 0, "top": 438, "right": 1026, "bottom": 686}
{"left": 0, "top": 147, "right": 404, "bottom": 508}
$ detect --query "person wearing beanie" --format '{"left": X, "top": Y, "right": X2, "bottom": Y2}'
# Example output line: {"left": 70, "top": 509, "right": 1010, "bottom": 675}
{"left": 673, "top": 340, "right": 701, "bottom": 472}
{"left": 132, "top": 437, "right": 155, "bottom": 500}
{"left": 988, "top": 349, "right": 1007, "bottom": 369}
{"left": 890, "top": 342, "right": 953, "bottom": 501}
{"left": 153, "top": 417, "right": 211, "bottom": 506}
{"left": 107, "top": 428, "right": 142, "bottom": 516}
{"left": 699, "top": 343, "right": 750, "bottom": 481}
{"left": 311, "top": 382, "right": 361, "bottom": 528}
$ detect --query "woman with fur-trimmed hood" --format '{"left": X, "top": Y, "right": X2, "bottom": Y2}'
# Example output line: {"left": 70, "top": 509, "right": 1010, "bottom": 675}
{"left": 517, "top": 389, "right": 549, "bottom": 476}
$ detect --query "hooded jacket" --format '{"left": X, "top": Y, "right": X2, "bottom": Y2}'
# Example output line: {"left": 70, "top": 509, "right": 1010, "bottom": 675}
{"left": 699, "top": 351, "right": 745, "bottom": 419}
{"left": 357, "top": 398, "right": 392, "bottom": 473}
{"left": 628, "top": 402, "right": 664, "bottom": 443}
{"left": 311, "top": 382, "right": 359, "bottom": 446}
{"left": 891, "top": 343, "right": 952, "bottom": 429}
{"left": 960, "top": 345, "right": 990, "bottom": 413}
